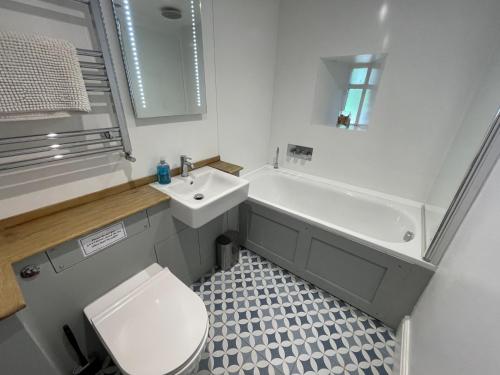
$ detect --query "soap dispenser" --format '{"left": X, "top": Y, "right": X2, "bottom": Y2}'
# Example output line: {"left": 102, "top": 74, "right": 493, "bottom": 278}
{"left": 157, "top": 159, "right": 171, "bottom": 185}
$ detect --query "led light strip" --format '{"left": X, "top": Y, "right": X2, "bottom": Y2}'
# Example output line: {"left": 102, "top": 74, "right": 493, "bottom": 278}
{"left": 123, "top": 0, "right": 146, "bottom": 109}
{"left": 190, "top": 0, "right": 201, "bottom": 107}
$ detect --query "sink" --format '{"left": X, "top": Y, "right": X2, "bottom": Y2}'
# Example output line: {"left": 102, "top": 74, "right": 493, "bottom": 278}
{"left": 151, "top": 166, "right": 249, "bottom": 228}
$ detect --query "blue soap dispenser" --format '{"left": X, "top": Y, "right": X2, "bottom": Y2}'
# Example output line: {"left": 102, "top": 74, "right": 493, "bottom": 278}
{"left": 157, "top": 159, "right": 171, "bottom": 185}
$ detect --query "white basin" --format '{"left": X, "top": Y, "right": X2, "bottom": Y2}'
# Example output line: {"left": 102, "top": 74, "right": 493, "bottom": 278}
{"left": 151, "top": 166, "right": 249, "bottom": 228}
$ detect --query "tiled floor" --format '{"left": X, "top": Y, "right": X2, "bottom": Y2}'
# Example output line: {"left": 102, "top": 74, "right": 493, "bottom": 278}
{"left": 192, "top": 249, "right": 396, "bottom": 375}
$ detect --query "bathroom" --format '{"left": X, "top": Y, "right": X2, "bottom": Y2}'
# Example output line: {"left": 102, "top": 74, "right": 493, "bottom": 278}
{"left": 0, "top": 0, "right": 499, "bottom": 374}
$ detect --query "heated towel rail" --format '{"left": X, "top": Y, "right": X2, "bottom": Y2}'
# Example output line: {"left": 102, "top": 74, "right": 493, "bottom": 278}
{"left": 0, "top": 0, "right": 135, "bottom": 172}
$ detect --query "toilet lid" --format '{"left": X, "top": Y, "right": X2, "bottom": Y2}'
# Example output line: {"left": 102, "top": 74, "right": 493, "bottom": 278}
{"left": 90, "top": 269, "right": 208, "bottom": 375}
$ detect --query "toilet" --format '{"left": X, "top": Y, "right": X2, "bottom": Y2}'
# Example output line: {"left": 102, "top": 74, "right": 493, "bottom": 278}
{"left": 84, "top": 264, "right": 209, "bottom": 375}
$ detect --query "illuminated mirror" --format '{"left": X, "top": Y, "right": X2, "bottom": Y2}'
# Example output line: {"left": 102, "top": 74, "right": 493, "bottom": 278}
{"left": 113, "top": 0, "right": 206, "bottom": 118}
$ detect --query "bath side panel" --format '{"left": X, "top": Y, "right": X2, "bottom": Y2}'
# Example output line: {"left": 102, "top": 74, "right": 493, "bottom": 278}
{"left": 240, "top": 201, "right": 434, "bottom": 328}
{"left": 240, "top": 202, "right": 308, "bottom": 275}
{"left": 303, "top": 226, "right": 434, "bottom": 327}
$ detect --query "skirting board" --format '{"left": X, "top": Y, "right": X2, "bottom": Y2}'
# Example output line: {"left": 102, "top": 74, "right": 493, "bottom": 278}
{"left": 392, "top": 316, "right": 411, "bottom": 375}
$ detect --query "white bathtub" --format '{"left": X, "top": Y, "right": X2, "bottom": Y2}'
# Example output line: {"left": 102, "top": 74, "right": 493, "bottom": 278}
{"left": 244, "top": 166, "right": 431, "bottom": 269}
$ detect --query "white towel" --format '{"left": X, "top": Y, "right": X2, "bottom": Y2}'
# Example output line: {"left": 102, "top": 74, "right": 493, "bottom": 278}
{"left": 0, "top": 32, "right": 91, "bottom": 121}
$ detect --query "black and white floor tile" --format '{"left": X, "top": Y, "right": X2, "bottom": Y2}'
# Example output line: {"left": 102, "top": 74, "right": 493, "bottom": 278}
{"left": 191, "top": 249, "right": 396, "bottom": 375}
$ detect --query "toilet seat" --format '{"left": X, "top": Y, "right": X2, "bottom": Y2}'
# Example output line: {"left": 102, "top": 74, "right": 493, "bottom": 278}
{"left": 84, "top": 264, "right": 208, "bottom": 375}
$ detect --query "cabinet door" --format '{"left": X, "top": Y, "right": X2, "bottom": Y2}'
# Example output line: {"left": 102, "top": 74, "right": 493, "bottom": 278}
{"left": 155, "top": 227, "right": 200, "bottom": 285}
{"left": 198, "top": 215, "right": 224, "bottom": 275}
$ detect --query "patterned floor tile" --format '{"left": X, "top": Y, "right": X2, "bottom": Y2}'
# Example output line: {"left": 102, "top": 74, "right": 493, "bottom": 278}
{"left": 192, "top": 249, "right": 395, "bottom": 375}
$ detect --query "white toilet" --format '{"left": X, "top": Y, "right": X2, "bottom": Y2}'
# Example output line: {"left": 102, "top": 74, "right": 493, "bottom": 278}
{"left": 84, "top": 264, "right": 209, "bottom": 375}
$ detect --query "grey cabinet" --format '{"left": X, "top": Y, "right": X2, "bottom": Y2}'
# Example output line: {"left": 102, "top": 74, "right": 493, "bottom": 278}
{"left": 8, "top": 206, "right": 225, "bottom": 375}
{"left": 198, "top": 215, "right": 225, "bottom": 275}
{"left": 155, "top": 227, "right": 200, "bottom": 285}
{"left": 0, "top": 315, "right": 58, "bottom": 375}
{"left": 153, "top": 210, "right": 224, "bottom": 284}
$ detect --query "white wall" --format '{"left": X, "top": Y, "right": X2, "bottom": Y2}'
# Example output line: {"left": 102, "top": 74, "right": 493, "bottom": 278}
{"left": 0, "top": 0, "right": 218, "bottom": 219}
{"left": 269, "top": 0, "right": 500, "bottom": 201}
{"left": 0, "top": 0, "right": 279, "bottom": 219}
{"left": 213, "top": 0, "right": 279, "bottom": 172}
{"left": 408, "top": 158, "right": 500, "bottom": 375}
{"left": 311, "top": 59, "right": 351, "bottom": 127}
{"left": 5, "top": 0, "right": 497, "bottom": 222}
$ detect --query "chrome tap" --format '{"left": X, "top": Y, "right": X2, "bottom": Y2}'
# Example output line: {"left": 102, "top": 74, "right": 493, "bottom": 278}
{"left": 180, "top": 155, "right": 193, "bottom": 177}
{"left": 273, "top": 147, "right": 279, "bottom": 169}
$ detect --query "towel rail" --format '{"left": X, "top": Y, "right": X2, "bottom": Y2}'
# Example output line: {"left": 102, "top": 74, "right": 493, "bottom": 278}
{"left": 0, "top": 147, "right": 124, "bottom": 171}
{"left": 79, "top": 61, "right": 105, "bottom": 70}
{"left": 85, "top": 84, "right": 111, "bottom": 91}
{"left": 0, "top": 0, "right": 136, "bottom": 171}
{"left": 76, "top": 48, "right": 103, "bottom": 58}
{"left": 0, "top": 127, "right": 120, "bottom": 145}
{"left": 0, "top": 138, "right": 123, "bottom": 157}
{"left": 86, "top": 0, "right": 134, "bottom": 162}
{"left": 83, "top": 72, "right": 107, "bottom": 79}
{"left": 86, "top": 87, "right": 112, "bottom": 93}
{"left": 83, "top": 77, "right": 109, "bottom": 83}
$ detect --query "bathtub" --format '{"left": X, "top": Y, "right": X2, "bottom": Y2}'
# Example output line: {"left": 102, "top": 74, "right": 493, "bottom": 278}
{"left": 240, "top": 165, "right": 434, "bottom": 327}
{"left": 244, "top": 165, "right": 430, "bottom": 269}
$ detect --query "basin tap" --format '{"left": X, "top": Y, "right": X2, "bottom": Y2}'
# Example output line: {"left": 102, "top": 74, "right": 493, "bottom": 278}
{"left": 180, "top": 155, "right": 193, "bottom": 177}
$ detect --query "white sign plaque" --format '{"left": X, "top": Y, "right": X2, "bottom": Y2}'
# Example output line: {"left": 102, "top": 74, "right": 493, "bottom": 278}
{"left": 79, "top": 222, "right": 127, "bottom": 257}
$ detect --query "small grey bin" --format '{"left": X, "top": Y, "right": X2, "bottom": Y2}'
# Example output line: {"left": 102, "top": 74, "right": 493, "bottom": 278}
{"left": 216, "top": 231, "right": 239, "bottom": 271}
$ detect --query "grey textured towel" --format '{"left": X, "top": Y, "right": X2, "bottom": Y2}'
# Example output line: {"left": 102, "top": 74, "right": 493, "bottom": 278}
{"left": 0, "top": 32, "right": 91, "bottom": 121}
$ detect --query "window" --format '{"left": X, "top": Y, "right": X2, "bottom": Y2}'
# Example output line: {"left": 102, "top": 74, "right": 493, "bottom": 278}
{"left": 340, "top": 62, "right": 382, "bottom": 130}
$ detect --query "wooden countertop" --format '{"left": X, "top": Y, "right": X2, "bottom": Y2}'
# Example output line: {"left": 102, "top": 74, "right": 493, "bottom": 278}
{"left": 0, "top": 156, "right": 242, "bottom": 319}
{"left": 0, "top": 186, "right": 169, "bottom": 318}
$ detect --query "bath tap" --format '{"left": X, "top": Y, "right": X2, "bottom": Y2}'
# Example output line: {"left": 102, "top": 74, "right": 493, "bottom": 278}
{"left": 180, "top": 155, "right": 193, "bottom": 177}
{"left": 274, "top": 147, "right": 279, "bottom": 169}
{"left": 286, "top": 144, "right": 313, "bottom": 161}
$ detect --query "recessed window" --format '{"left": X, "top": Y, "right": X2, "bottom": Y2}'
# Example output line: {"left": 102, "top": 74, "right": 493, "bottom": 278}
{"left": 311, "top": 54, "right": 386, "bottom": 130}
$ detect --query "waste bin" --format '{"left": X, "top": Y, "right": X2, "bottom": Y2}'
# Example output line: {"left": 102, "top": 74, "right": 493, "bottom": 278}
{"left": 216, "top": 231, "right": 239, "bottom": 271}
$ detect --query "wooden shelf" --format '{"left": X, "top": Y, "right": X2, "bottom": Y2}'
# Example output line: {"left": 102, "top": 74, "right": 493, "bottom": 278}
{"left": 209, "top": 160, "right": 244, "bottom": 176}
{"left": 0, "top": 156, "right": 243, "bottom": 319}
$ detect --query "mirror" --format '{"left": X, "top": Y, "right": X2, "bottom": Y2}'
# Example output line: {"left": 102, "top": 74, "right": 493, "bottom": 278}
{"left": 311, "top": 54, "right": 386, "bottom": 130}
{"left": 113, "top": 0, "right": 206, "bottom": 118}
